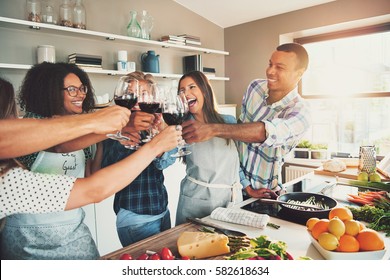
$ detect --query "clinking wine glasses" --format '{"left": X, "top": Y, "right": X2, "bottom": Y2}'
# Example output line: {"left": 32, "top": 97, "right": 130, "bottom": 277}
{"left": 138, "top": 82, "right": 163, "bottom": 142}
{"left": 162, "top": 90, "right": 191, "bottom": 157}
{"left": 106, "top": 76, "right": 138, "bottom": 141}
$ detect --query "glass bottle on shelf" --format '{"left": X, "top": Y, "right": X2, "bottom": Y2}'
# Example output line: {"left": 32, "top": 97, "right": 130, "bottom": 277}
{"left": 41, "top": 0, "right": 57, "bottom": 25}
{"left": 26, "top": 0, "right": 42, "bottom": 22}
{"left": 73, "top": 0, "right": 86, "bottom": 29}
{"left": 59, "top": 0, "right": 73, "bottom": 27}
{"left": 127, "top": 10, "right": 141, "bottom": 38}
{"left": 139, "top": 10, "right": 153, "bottom": 40}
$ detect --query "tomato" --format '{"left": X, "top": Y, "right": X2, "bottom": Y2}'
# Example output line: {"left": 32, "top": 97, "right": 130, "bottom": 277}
{"left": 119, "top": 253, "right": 133, "bottom": 260}
{"left": 160, "top": 247, "right": 175, "bottom": 260}
{"left": 137, "top": 253, "right": 149, "bottom": 260}
{"left": 149, "top": 253, "right": 161, "bottom": 260}
{"left": 181, "top": 256, "right": 191, "bottom": 260}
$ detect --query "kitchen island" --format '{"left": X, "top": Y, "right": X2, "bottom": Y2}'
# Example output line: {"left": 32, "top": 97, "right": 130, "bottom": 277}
{"left": 101, "top": 172, "right": 390, "bottom": 260}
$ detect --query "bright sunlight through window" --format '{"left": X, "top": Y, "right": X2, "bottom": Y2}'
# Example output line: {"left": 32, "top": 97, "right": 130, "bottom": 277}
{"left": 297, "top": 26, "right": 390, "bottom": 157}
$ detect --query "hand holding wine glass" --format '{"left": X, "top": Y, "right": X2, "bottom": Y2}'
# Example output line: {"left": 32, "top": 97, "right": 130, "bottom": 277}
{"left": 162, "top": 90, "right": 191, "bottom": 157}
{"left": 106, "top": 76, "right": 138, "bottom": 141}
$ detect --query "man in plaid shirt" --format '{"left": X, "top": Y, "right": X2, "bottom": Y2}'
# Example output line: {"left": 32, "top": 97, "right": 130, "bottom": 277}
{"left": 182, "top": 43, "right": 311, "bottom": 198}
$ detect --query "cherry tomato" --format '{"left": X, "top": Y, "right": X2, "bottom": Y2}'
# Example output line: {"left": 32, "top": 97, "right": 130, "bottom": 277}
{"left": 137, "top": 253, "right": 149, "bottom": 260}
{"left": 181, "top": 256, "right": 191, "bottom": 260}
{"left": 160, "top": 247, "right": 175, "bottom": 260}
{"left": 149, "top": 253, "right": 161, "bottom": 260}
{"left": 119, "top": 253, "right": 133, "bottom": 260}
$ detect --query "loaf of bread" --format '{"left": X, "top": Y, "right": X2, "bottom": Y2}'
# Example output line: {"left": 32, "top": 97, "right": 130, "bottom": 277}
{"left": 322, "top": 159, "right": 347, "bottom": 172}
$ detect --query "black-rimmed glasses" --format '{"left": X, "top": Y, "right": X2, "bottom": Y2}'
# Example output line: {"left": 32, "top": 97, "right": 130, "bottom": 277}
{"left": 63, "top": 85, "right": 88, "bottom": 97}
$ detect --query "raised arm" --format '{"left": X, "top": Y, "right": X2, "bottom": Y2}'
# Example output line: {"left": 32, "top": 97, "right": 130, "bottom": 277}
{"left": 0, "top": 106, "right": 130, "bottom": 159}
{"left": 182, "top": 119, "right": 266, "bottom": 144}
{"left": 65, "top": 125, "right": 181, "bottom": 210}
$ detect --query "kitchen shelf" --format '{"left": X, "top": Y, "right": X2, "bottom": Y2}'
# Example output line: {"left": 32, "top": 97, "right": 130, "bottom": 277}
{"left": 0, "top": 16, "right": 229, "bottom": 80}
{"left": 0, "top": 16, "right": 229, "bottom": 56}
{"left": 0, "top": 63, "right": 229, "bottom": 81}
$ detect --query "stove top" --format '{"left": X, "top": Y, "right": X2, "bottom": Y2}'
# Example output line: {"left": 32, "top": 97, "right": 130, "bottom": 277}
{"left": 241, "top": 200, "right": 310, "bottom": 225}
{"left": 241, "top": 176, "right": 358, "bottom": 225}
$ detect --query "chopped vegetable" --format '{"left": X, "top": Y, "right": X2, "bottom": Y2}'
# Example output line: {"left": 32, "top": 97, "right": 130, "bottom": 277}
{"left": 285, "top": 196, "right": 328, "bottom": 211}
{"left": 267, "top": 222, "right": 281, "bottom": 229}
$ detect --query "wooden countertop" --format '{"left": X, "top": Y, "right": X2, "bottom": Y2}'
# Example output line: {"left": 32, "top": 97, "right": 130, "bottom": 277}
{"left": 101, "top": 222, "right": 226, "bottom": 260}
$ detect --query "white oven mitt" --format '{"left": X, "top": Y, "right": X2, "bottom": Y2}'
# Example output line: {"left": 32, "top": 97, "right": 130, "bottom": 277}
{"left": 210, "top": 207, "right": 270, "bottom": 229}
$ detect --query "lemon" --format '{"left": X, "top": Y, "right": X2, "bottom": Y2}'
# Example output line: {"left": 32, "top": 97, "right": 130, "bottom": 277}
{"left": 328, "top": 217, "right": 345, "bottom": 238}
{"left": 318, "top": 232, "right": 339, "bottom": 251}
{"left": 357, "top": 171, "right": 369, "bottom": 181}
{"left": 344, "top": 220, "right": 361, "bottom": 236}
{"left": 369, "top": 172, "right": 381, "bottom": 182}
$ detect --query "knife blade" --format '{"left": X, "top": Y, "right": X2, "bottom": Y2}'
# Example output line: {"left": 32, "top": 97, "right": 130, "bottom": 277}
{"left": 187, "top": 217, "right": 247, "bottom": 237}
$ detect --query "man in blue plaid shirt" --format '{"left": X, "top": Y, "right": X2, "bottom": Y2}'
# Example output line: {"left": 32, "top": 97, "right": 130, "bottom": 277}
{"left": 181, "top": 43, "right": 311, "bottom": 198}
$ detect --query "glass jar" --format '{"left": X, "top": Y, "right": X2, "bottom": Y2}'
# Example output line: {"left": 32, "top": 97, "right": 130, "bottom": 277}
{"left": 73, "top": 0, "right": 86, "bottom": 29}
{"left": 41, "top": 0, "right": 57, "bottom": 25}
{"left": 139, "top": 10, "right": 153, "bottom": 40}
{"left": 127, "top": 10, "right": 141, "bottom": 38}
{"left": 26, "top": 0, "right": 41, "bottom": 22}
{"left": 59, "top": 0, "right": 73, "bottom": 27}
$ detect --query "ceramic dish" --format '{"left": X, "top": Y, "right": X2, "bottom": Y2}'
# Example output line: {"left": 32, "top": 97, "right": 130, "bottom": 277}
{"left": 309, "top": 234, "right": 386, "bottom": 260}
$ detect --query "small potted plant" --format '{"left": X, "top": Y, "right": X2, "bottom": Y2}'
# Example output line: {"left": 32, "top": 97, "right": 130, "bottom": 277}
{"left": 310, "top": 143, "right": 328, "bottom": 160}
{"left": 294, "top": 140, "right": 312, "bottom": 159}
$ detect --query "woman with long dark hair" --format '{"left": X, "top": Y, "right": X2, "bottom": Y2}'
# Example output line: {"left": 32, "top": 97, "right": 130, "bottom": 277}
{"left": 175, "top": 71, "right": 246, "bottom": 225}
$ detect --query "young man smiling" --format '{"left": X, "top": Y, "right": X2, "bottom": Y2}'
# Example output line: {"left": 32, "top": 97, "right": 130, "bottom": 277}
{"left": 181, "top": 43, "right": 312, "bottom": 198}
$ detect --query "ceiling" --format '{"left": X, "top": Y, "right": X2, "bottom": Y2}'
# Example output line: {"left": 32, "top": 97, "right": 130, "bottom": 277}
{"left": 174, "top": 0, "right": 336, "bottom": 28}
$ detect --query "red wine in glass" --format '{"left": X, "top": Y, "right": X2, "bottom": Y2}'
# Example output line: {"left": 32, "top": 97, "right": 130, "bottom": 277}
{"left": 115, "top": 95, "right": 138, "bottom": 110}
{"left": 138, "top": 102, "right": 160, "bottom": 113}
{"left": 162, "top": 112, "right": 188, "bottom": 125}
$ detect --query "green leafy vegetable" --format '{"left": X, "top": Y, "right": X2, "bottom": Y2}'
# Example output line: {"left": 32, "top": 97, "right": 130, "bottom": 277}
{"left": 347, "top": 204, "right": 390, "bottom": 236}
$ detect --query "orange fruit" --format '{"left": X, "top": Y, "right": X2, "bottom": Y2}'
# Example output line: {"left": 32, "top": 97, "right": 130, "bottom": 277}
{"left": 328, "top": 207, "right": 353, "bottom": 221}
{"left": 306, "top": 217, "right": 320, "bottom": 231}
{"left": 358, "top": 221, "right": 366, "bottom": 231}
{"left": 328, "top": 217, "right": 345, "bottom": 238}
{"left": 311, "top": 219, "right": 330, "bottom": 240}
{"left": 318, "top": 232, "right": 339, "bottom": 251}
{"left": 356, "top": 229, "right": 385, "bottom": 251}
{"left": 336, "top": 234, "right": 360, "bottom": 252}
{"left": 344, "top": 220, "right": 361, "bottom": 236}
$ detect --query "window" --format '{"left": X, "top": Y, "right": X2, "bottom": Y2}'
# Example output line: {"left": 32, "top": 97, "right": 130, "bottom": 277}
{"left": 295, "top": 24, "right": 390, "bottom": 157}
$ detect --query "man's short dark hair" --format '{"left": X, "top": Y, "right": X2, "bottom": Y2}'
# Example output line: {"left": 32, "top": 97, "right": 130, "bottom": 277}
{"left": 277, "top": 43, "right": 309, "bottom": 71}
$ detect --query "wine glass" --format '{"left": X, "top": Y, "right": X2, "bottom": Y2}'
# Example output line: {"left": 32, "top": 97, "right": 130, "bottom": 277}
{"left": 162, "top": 91, "right": 191, "bottom": 157}
{"left": 106, "top": 76, "right": 138, "bottom": 141}
{"left": 138, "top": 82, "right": 162, "bottom": 142}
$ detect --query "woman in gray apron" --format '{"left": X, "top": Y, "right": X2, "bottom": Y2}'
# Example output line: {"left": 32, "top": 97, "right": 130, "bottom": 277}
{"left": 175, "top": 71, "right": 247, "bottom": 225}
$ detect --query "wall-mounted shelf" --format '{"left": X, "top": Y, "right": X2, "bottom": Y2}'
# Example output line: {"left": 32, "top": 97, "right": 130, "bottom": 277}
{"left": 0, "top": 63, "right": 229, "bottom": 81}
{"left": 0, "top": 16, "right": 229, "bottom": 56}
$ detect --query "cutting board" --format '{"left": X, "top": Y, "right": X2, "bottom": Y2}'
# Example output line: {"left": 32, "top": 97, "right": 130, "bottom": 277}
{"left": 314, "top": 166, "right": 388, "bottom": 180}
{"left": 100, "top": 222, "right": 229, "bottom": 260}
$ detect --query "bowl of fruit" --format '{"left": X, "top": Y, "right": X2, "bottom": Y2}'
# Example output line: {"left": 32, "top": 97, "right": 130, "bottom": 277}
{"left": 306, "top": 206, "right": 387, "bottom": 260}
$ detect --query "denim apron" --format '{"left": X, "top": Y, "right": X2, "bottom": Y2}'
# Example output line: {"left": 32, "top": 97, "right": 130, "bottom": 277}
{"left": 0, "top": 150, "right": 99, "bottom": 260}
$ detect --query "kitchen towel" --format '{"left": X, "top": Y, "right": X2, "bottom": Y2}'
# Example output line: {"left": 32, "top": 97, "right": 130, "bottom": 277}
{"left": 210, "top": 207, "right": 270, "bottom": 228}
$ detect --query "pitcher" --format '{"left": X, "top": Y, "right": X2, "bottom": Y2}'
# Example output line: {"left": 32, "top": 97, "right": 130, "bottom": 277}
{"left": 141, "top": 50, "right": 160, "bottom": 73}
